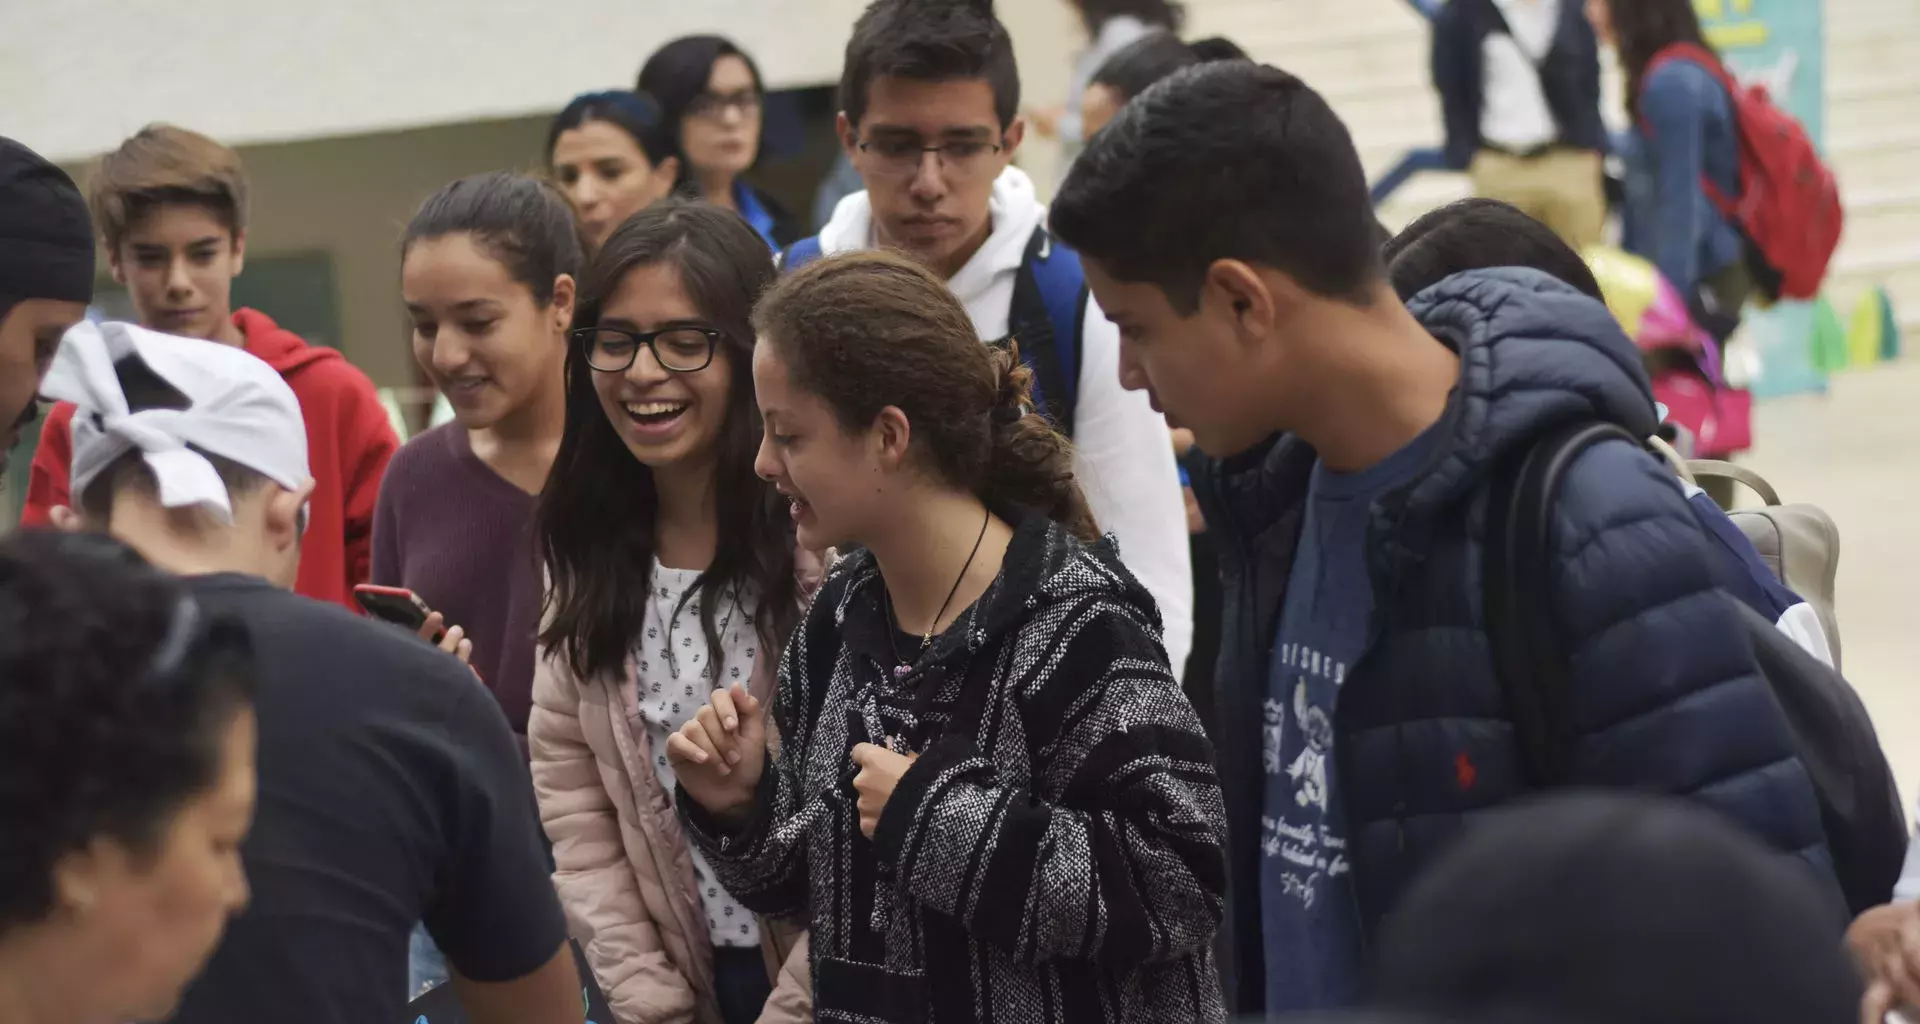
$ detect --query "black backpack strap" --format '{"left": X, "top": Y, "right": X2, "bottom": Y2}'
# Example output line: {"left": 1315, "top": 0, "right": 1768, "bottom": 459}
{"left": 1002, "top": 226, "right": 1077, "bottom": 437}
{"left": 1483, "top": 420, "right": 1642, "bottom": 787}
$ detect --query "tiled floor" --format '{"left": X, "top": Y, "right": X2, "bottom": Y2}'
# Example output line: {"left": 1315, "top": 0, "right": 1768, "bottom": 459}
{"left": 1746, "top": 358, "right": 1920, "bottom": 807}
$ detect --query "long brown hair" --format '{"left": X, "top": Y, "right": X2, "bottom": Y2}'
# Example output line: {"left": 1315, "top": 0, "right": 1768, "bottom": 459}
{"left": 752, "top": 250, "right": 1099, "bottom": 542}
{"left": 1606, "top": 0, "right": 1713, "bottom": 119}
{"left": 537, "top": 201, "right": 797, "bottom": 682}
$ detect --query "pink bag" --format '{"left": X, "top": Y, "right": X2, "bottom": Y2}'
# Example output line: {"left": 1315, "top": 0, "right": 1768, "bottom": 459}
{"left": 1652, "top": 336, "right": 1752, "bottom": 458}
{"left": 1636, "top": 275, "right": 1711, "bottom": 356}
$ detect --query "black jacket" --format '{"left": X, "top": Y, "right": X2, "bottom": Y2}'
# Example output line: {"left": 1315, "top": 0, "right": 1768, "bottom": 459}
{"left": 1432, "top": 0, "right": 1609, "bottom": 169}
{"left": 681, "top": 515, "right": 1228, "bottom": 1023}
{"left": 1191, "top": 269, "right": 1830, "bottom": 1016}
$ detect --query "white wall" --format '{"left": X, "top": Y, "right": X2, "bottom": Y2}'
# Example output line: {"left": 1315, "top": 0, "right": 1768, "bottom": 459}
{"left": 1, "top": 0, "right": 873, "bottom": 162}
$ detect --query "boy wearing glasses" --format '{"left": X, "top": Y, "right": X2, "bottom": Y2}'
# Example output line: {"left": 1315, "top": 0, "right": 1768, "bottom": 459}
{"left": 784, "top": 0, "right": 1194, "bottom": 675}
{"left": 21, "top": 124, "right": 398, "bottom": 610}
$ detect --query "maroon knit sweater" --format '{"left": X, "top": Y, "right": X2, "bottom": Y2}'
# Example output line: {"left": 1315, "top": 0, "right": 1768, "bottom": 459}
{"left": 371, "top": 424, "right": 543, "bottom": 743}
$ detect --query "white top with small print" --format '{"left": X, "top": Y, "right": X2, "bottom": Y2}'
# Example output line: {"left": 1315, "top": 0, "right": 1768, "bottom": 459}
{"left": 636, "top": 561, "right": 762, "bottom": 949}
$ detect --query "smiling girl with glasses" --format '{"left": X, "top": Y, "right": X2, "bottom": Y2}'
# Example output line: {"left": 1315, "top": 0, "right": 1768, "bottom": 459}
{"left": 532, "top": 200, "right": 818, "bottom": 1024}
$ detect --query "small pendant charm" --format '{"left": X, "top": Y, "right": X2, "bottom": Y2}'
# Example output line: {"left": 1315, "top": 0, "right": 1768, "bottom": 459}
{"left": 892, "top": 664, "right": 911, "bottom": 680}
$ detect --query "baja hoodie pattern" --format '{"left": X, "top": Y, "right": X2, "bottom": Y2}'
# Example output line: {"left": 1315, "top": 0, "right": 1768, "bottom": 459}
{"left": 23, "top": 308, "right": 397, "bottom": 609}
{"left": 678, "top": 515, "right": 1227, "bottom": 1024}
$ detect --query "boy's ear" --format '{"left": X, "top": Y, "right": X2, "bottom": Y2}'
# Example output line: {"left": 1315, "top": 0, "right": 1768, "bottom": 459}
{"left": 229, "top": 229, "right": 247, "bottom": 278}
{"left": 1205, "top": 259, "right": 1279, "bottom": 343}
{"left": 107, "top": 244, "right": 127, "bottom": 286}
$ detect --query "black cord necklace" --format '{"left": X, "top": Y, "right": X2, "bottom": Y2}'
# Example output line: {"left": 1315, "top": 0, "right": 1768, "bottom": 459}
{"left": 885, "top": 509, "right": 991, "bottom": 680}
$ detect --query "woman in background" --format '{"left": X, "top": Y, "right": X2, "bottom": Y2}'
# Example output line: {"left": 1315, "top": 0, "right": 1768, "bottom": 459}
{"left": 0, "top": 532, "right": 257, "bottom": 1024}
{"left": 1587, "top": 0, "right": 1750, "bottom": 338}
{"left": 638, "top": 36, "right": 799, "bottom": 250}
{"left": 531, "top": 202, "right": 812, "bottom": 1024}
{"left": 549, "top": 91, "right": 680, "bottom": 252}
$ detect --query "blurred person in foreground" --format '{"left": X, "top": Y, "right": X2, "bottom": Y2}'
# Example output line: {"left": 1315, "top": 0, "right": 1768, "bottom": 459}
{"left": 21, "top": 124, "right": 398, "bottom": 609}
{"left": 45, "top": 319, "right": 582, "bottom": 1024}
{"left": 1373, "top": 793, "right": 1862, "bottom": 1024}
{"left": 0, "top": 532, "right": 257, "bottom": 1024}
{"left": 0, "top": 137, "right": 94, "bottom": 475}
{"left": 1051, "top": 61, "right": 1832, "bottom": 1016}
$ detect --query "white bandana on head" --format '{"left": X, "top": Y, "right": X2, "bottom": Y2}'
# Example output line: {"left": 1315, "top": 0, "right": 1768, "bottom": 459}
{"left": 42, "top": 320, "right": 311, "bottom": 522}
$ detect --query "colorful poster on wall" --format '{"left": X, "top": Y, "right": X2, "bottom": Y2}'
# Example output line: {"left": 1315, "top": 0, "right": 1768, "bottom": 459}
{"left": 1696, "top": 0, "right": 1826, "bottom": 147}
{"left": 1693, "top": 0, "right": 1834, "bottom": 398}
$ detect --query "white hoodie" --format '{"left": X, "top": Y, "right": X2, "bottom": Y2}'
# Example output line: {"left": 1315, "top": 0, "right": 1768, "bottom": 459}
{"left": 816, "top": 167, "right": 1194, "bottom": 673}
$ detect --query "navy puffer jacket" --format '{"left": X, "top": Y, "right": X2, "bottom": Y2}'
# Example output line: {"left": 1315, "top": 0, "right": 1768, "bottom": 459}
{"left": 1191, "top": 269, "right": 1831, "bottom": 1016}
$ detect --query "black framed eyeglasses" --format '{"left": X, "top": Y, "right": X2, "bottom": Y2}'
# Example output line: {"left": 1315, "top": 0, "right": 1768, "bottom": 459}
{"left": 856, "top": 136, "right": 1006, "bottom": 178}
{"left": 575, "top": 326, "right": 722, "bottom": 374}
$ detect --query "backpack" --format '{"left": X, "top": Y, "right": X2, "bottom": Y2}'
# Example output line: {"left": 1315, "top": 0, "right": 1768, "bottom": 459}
{"left": 1641, "top": 43, "right": 1843, "bottom": 301}
{"left": 1483, "top": 421, "right": 1905, "bottom": 916}
{"left": 779, "top": 225, "right": 1089, "bottom": 436}
{"left": 1657, "top": 453, "right": 1844, "bottom": 668}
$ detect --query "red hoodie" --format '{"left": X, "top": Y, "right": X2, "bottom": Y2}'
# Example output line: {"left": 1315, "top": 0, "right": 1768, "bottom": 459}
{"left": 22, "top": 309, "right": 400, "bottom": 609}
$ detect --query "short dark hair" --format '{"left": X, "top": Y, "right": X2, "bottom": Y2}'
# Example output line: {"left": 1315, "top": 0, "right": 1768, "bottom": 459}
{"left": 1090, "top": 33, "right": 1246, "bottom": 104}
{"left": 0, "top": 530, "right": 255, "bottom": 932}
{"left": 402, "top": 172, "right": 584, "bottom": 306}
{"left": 548, "top": 90, "right": 676, "bottom": 168}
{"left": 840, "top": 0, "right": 1020, "bottom": 130}
{"left": 1384, "top": 199, "right": 1604, "bottom": 303}
{"left": 1052, "top": 61, "right": 1383, "bottom": 314}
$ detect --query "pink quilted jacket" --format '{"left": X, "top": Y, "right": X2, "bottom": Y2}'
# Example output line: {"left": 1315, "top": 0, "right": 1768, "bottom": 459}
{"left": 530, "top": 557, "right": 825, "bottom": 1024}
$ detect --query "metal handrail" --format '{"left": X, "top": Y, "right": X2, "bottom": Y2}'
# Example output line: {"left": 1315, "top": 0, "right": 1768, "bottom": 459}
{"left": 1371, "top": 0, "right": 1446, "bottom": 205}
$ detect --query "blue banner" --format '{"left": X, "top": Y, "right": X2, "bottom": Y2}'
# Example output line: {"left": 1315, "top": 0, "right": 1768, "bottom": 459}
{"left": 1694, "top": 0, "right": 1833, "bottom": 398}
{"left": 1696, "top": 0, "right": 1826, "bottom": 148}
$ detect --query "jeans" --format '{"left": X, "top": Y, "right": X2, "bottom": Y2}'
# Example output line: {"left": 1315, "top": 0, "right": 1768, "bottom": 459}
{"left": 409, "top": 923, "right": 450, "bottom": 997}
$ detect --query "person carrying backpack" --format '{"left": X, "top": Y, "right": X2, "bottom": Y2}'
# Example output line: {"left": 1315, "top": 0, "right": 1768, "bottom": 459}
{"left": 1051, "top": 60, "right": 1838, "bottom": 1017}
{"left": 780, "top": 0, "right": 1193, "bottom": 675}
{"left": 1589, "top": 0, "right": 1842, "bottom": 338}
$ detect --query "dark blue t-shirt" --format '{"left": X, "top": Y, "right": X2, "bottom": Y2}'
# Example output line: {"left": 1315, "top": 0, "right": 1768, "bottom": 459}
{"left": 1261, "top": 427, "right": 1441, "bottom": 1012}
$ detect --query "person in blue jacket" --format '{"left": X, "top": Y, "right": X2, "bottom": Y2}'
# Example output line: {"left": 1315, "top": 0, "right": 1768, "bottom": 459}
{"left": 1590, "top": 0, "right": 1750, "bottom": 338}
{"left": 1382, "top": 198, "right": 1836, "bottom": 667}
{"left": 1050, "top": 61, "right": 1833, "bottom": 1017}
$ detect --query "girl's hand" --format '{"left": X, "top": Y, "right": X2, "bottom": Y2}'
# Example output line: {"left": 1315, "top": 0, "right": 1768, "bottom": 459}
{"left": 418, "top": 611, "right": 474, "bottom": 667}
{"left": 850, "top": 743, "right": 917, "bottom": 840}
{"left": 667, "top": 683, "right": 769, "bottom": 823}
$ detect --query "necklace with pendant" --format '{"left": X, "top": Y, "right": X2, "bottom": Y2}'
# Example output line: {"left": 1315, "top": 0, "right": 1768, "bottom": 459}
{"left": 884, "top": 509, "right": 990, "bottom": 681}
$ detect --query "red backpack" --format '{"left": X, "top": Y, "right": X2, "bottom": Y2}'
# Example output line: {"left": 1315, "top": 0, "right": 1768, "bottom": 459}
{"left": 1642, "top": 43, "right": 1844, "bottom": 301}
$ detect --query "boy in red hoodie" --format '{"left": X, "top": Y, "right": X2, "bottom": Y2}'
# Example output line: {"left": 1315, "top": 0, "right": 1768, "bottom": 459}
{"left": 21, "top": 124, "right": 398, "bottom": 609}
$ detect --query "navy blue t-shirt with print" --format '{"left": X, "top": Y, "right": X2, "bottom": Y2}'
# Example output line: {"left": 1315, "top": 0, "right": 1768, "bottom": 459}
{"left": 1261, "top": 426, "right": 1442, "bottom": 1012}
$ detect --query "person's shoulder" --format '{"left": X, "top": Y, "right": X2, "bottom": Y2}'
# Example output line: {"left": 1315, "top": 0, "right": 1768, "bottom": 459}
{"left": 386, "top": 422, "right": 460, "bottom": 474}
{"left": 1551, "top": 436, "right": 1697, "bottom": 544}
{"left": 1641, "top": 54, "right": 1722, "bottom": 104}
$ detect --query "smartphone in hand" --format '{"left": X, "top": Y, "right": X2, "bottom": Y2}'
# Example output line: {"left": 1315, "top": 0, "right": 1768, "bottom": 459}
{"left": 353, "top": 585, "right": 435, "bottom": 634}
